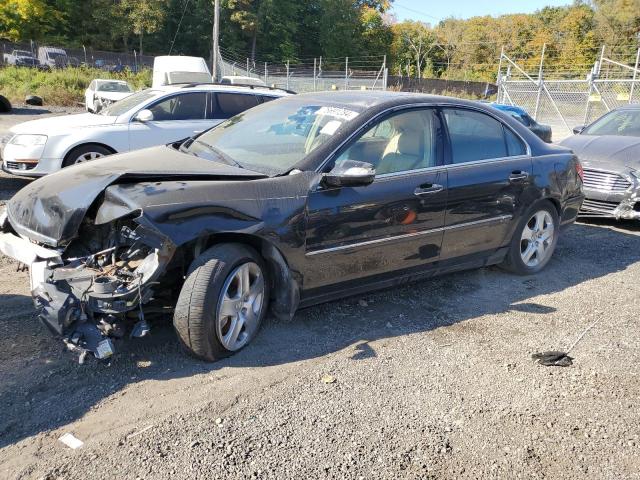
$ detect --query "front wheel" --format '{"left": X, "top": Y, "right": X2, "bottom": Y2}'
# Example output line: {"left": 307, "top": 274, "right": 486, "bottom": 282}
{"left": 501, "top": 201, "right": 559, "bottom": 275}
{"left": 174, "top": 244, "right": 269, "bottom": 362}
{"left": 62, "top": 144, "right": 112, "bottom": 167}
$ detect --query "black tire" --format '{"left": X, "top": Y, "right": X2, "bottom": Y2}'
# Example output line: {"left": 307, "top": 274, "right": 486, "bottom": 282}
{"left": 0, "top": 95, "right": 11, "bottom": 113}
{"left": 174, "top": 244, "right": 270, "bottom": 362}
{"left": 62, "top": 144, "right": 113, "bottom": 167}
{"left": 25, "top": 95, "right": 43, "bottom": 106}
{"left": 501, "top": 200, "right": 560, "bottom": 275}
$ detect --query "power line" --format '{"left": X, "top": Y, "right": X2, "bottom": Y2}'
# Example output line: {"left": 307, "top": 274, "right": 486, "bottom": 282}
{"left": 169, "top": 0, "right": 191, "bottom": 55}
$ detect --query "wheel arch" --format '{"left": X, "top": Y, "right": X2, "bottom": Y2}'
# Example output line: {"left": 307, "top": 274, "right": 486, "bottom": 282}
{"left": 63, "top": 141, "right": 118, "bottom": 163}
{"left": 181, "top": 232, "right": 300, "bottom": 321}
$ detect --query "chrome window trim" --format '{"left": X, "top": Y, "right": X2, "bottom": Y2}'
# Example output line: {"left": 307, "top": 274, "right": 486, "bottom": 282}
{"left": 444, "top": 154, "right": 532, "bottom": 171}
{"left": 314, "top": 101, "right": 532, "bottom": 177}
{"left": 306, "top": 214, "right": 512, "bottom": 256}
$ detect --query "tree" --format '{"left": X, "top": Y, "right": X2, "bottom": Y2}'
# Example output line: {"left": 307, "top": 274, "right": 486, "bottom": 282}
{"left": 391, "top": 21, "right": 434, "bottom": 78}
{"left": 0, "top": 0, "right": 67, "bottom": 41}
{"left": 118, "top": 0, "right": 168, "bottom": 55}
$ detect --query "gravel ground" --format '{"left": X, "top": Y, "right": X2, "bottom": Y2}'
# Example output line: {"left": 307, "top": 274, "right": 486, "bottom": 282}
{"left": 0, "top": 108, "right": 639, "bottom": 479}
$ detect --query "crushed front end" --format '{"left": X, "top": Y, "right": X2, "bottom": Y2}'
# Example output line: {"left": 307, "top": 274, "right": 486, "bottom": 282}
{"left": 0, "top": 210, "right": 176, "bottom": 362}
{"left": 580, "top": 167, "right": 640, "bottom": 220}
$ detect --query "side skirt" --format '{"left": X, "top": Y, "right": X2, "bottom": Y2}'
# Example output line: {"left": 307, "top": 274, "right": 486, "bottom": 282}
{"left": 298, "top": 247, "right": 509, "bottom": 309}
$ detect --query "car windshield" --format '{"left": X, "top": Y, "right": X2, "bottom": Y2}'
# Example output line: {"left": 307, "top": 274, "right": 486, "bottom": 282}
{"left": 583, "top": 109, "right": 640, "bottom": 136}
{"left": 185, "top": 97, "right": 361, "bottom": 175}
{"left": 16, "top": 50, "right": 32, "bottom": 57}
{"left": 97, "top": 82, "right": 131, "bottom": 93}
{"left": 100, "top": 89, "right": 160, "bottom": 116}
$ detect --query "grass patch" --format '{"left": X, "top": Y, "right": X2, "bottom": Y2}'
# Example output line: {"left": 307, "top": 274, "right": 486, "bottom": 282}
{"left": 0, "top": 66, "right": 151, "bottom": 106}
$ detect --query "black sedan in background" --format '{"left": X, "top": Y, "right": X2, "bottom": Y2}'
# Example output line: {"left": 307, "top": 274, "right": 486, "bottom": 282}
{"left": 561, "top": 105, "right": 640, "bottom": 220}
{"left": 0, "top": 92, "right": 584, "bottom": 362}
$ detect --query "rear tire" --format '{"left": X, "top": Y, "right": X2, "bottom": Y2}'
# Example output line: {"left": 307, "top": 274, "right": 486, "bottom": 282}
{"left": 174, "top": 244, "right": 269, "bottom": 362}
{"left": 62, "top": 144, "right": 112, "bottom": 167}
{"left": 501, "top": 201, "right": 559, "bottom": 275}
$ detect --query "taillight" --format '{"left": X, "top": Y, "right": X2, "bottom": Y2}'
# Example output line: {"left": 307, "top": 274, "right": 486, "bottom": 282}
{"left": 575, "top": 161, "right": 584, "bottom": 182}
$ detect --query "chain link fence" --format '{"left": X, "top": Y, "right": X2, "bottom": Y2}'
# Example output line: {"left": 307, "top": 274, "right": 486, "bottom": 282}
{"left": 1, "top": 40, "right": 154, "bottom": 71}
{"left": 497, "top": 46, "right": 640, "bottom": 141}
{"left": 217, "top": 49, "right": 388, "bottom": 93}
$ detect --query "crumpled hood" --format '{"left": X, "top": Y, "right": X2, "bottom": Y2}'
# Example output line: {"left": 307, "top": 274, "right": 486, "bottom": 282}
{"left": 10, "top": 113, "right": 119, "bottom": 135}
{"left": 6, "top": 145, "right": 266, "bottom": 247}
{"left": 560, "top": 135, "right": 640, "bottom": 172}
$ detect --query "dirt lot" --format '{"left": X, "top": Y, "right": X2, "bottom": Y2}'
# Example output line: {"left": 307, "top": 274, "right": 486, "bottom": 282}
{"left": 0, "top": 109, "right": 639, "bottom": 479}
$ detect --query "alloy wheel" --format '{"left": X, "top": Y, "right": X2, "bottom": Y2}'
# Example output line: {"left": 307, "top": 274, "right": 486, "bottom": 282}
{"left": 74, "top": 151, "right": 104, "bottom": 164}
{"left": 216, "top": 262, "right": 265, "bottom": 351}
{"left": 520, "top": 210, "right": 555, "bottom": 268}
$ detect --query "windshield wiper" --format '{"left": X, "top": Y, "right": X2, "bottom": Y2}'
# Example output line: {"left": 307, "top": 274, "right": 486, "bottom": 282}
{"left": 192, "top": 140, "right": 244, "bottom": 169}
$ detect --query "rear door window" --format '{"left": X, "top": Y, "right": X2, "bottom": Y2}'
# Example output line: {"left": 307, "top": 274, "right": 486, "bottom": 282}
{"left": 443, "top": 108, "right": 512, "bottom": 163}
{"left": 213, "top": 93, "right": 260, "bottom": 119}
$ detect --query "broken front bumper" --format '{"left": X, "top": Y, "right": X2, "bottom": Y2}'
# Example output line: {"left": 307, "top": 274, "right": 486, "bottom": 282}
{"left": 0, "top": 219, "right": 175, "bottom": 361}
{"left": 580, "top": 168, "right": 640, "bottom": 220}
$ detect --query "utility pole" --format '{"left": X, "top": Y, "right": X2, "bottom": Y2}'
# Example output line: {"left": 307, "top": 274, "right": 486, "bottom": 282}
{"left": 212, "top": 0, "right": 220, "bottom": 82}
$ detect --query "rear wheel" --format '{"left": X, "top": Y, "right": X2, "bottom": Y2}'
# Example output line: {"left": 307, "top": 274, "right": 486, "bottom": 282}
{"left": 174, "top": 244, "right": 269, "bottom": 362}
{"left": 502, "top": 201, "right": 559, "bottom": 275}
{"left": 62, "top": 144, "right": 112, "bottom": 167}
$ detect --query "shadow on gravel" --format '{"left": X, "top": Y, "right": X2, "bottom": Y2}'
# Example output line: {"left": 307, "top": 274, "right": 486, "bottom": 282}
{"left": 4, "top": 107, "right": 52, "bottom": 116}
{"left": 0, "top": 174, "right": 31, "bottom": 201}
{"left": 1, "top": 220, "right": 640, "bottom": 448}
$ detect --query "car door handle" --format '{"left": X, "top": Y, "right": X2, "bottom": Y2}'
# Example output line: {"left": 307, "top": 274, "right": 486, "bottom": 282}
{"left": 509, "top": 171, "right": 529, "bottom": 182}
{"left": 414, "top": 183, "right": 444, "bottom": 196}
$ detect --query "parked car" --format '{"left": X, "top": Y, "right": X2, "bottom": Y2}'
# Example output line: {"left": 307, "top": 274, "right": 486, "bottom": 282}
{"left": 0, "top": 92, "right": 584, "bottom": 362}
{"left": 37, "top": 46, "right": 68, "bottom": 69}
{"left": 221, "top": 75, "right": 267, "bottom": 87}
{"left": 488, "top": 103, "right": 553, "bottom": 142}
{"left": 561, "top": 105, "right": 640, "bottom": 220}
{"left": 1, "top": 84, "right": 290, "bottom": 176}
{"left": 3, "top": 49, "right": 39, "bottom": 67}
{"left": 85, "top": 79, "right": 133, "bottom": 113}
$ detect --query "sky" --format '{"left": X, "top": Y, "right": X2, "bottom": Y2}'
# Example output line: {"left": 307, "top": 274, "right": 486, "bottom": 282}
{"left": 391, "top": 0, "right": 573, "bottom": 24}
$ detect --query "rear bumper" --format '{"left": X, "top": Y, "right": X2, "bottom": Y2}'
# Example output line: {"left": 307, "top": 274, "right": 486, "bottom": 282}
{"left": 560, "top": 193, "right": 585, "bottom": 228}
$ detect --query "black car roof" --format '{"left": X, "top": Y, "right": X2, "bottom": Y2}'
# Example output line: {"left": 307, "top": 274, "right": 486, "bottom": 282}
{"left": 615, "top": 104, "right": 640, "bottom": 111}
{"left": 288, "top": 90, "right": 485, "bottom": 111}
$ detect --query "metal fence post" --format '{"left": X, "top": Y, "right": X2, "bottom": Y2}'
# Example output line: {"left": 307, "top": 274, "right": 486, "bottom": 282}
{"left": 264, "top": 62, "right": 267, "bottom": 84}
{"left": 533, "top": 43, "right": 546, "bottom": 121}
{"left": 630, "top": 47, "right": 640, "bottom": 103}
{"left": 313, "top": 58, "right": 317, "bottom": 91}
{"left": 496, "top": 46, "right": 504, "bottom": 102}
{"left": 286, "top": 60, "right": 290, "bottom": 90}
{"left": 246, "top": 58, "right": 249, "bottom": 76}
{"left": 345, "top": 57, "right": 349, "bottom": 90}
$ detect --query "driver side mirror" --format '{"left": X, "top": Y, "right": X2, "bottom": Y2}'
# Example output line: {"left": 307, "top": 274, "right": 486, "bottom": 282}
{"left": 134, "top": 109, "right": 154, "bottom": 123}
{"left": 323, "top": 160, "right": 376, "bottom": 188}
{"left": 573, "top": 125, "right": 585, "bottom": 135}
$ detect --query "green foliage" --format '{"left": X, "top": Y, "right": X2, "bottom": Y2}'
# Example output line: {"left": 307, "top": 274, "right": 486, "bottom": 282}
{"left": 0, "top": 66, "right": 151, "bottom": 105}
{"left": 0, "top": 0, "right": 639, "bottom": 85}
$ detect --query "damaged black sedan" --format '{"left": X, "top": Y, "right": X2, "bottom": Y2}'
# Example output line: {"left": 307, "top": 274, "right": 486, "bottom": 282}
{"left": 0, "top": 92, "right": 584, "bottom": 362}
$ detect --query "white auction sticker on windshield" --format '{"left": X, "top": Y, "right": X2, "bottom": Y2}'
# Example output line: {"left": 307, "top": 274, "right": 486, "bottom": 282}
{"left": 320, "top": 120, "right": 343, "bottom": 136}
{"left": 317, "top": 106, "right": 359, "bottom": 121}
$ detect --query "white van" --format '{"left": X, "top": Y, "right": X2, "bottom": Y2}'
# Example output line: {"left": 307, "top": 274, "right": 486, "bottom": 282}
{"left": 152, "top": 56, "right": 212, "bottom": 87}
{"left": 38, "top": 47, "right": 68, "bottom": 68}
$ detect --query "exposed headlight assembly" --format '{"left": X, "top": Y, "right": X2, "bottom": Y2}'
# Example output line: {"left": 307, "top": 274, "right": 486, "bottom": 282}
{"left": 9, "top": 134, "right": 48, "bottom": 147}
